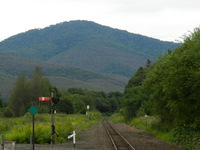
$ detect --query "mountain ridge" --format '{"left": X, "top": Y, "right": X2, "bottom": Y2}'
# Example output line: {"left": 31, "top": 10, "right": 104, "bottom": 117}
{"left": 0, "top": 20, "right": 180, "bottom": 99}
{"left": 0, "top": 20, "right": 179, "bottom": 77}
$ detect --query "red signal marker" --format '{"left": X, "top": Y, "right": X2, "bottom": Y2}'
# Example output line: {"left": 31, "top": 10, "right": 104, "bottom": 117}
{"left": 38, "top": 97, "right": 52, "bottom": 101}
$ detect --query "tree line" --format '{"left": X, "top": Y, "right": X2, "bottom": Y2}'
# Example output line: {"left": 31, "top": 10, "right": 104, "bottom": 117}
{"left": 1, "top": 27, "right": 199, "bottom": 131}
{"left": 121, "top": 28, "right": 200, "bottom": 130}
{"left": 0, "top": 67, "right": 122, "bottom": 117}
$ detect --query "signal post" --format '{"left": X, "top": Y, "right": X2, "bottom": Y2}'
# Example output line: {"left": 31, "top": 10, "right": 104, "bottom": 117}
{"left": 38, "top": 89, "right": 59, "bottom": 147}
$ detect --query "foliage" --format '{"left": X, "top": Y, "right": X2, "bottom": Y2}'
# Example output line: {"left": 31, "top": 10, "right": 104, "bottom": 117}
{"left": 111, "top": 113, "right": 200, "bottom": 149}
{"left": 8, "top": 67, "right": 53, "bottom": 117}
{"left": 125, "top": 66, "right": 146, "bottom": 88}
{"left": 171, "top": 127, "right": 200, "bottom": 150}
{"left": 1, "top": 107, "right": 13, "bottom": 118}
{"left": 129, "top": 116, "right": 174, "bottom": 143}
{"left": 121, "top": 63, "right": 150, "bottom": 121}
{"left": 8, "top": 74, "right": 29, "bottom": 116}
{"left": 143, "top": 27, "right": 200, "bottom": 128}
{"left": 110, "top": 112, "right": 125, "bottom": 123}
{"left": 0, "top": 98, "right": 2, "bottom": 108}
{"left": 0, "top": 21, "right": 178, "bottom": 100}
{"left": 118, "top": 27, "right": 200, "bottom": 149}
{"left": 56, "top": 95, "right": 74, "bottom": 114}
{"left": 55, "top": 88, "right": 122, "bottom": 115}
{"left": 6, "top": 66, "right": 122, "bottom": 116}
{"left": 1, "top": 112, "right": 102, "bottom": 144}
{"left": 0, "top": 51, "right": 127, "bottom": 100}
{"left": 0, "top": 20, "right": 179, "bottom": 78}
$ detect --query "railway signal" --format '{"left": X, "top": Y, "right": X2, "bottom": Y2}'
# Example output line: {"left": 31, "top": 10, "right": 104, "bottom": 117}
{"left": 38, "top": 89, "right": 60, "bottom": 147}
{"left": 52, "top": 98, "right": 60, "bottom": 104}
{"left": 38, "top": 97, "right": 52, "bottom": 101}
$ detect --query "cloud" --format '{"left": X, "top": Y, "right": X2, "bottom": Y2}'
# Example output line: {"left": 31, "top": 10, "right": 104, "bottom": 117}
{"left": 0, "top": 0, "right": 200, "bottom": 41}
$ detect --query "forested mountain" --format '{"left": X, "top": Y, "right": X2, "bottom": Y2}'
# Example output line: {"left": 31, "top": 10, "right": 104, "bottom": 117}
{"left": 0, "top": 20, "right": 179, "bottom": 77}
{"left": 0, "top": 20, "right": 179, "bottom": 99}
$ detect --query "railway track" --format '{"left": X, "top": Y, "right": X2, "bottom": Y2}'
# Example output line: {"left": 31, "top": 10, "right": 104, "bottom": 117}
{"left": 102, "top": 119, "right": 136, "bottom": 150}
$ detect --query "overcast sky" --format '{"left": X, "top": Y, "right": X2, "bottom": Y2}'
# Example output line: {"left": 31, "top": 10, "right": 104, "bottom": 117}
{"left": 0, "top": 0, "right": 200, "bottom": 42}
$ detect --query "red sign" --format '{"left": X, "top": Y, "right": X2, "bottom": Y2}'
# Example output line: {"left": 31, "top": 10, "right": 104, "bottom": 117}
{"left": 38, "top": 97, "right": 52, "bottom": 101}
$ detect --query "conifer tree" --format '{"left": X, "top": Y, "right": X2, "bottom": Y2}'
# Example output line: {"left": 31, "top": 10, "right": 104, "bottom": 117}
{"left": 8, "top": 74, "right": 28, "bottom": 117}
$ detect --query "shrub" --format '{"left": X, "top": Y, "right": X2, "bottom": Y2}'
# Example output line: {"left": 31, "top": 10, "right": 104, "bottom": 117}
{"left": 1, "top": 112, "right": 102, "bottom": 144}
{"left": 171, "top": 127, "right": 200, "bottom": 150}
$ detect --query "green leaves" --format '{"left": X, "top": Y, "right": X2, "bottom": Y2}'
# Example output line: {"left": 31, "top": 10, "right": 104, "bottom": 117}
{"left": 8, "top": 67, "right": 53, "bottom": 117}
{"left": 143, "top": 27, "right": 200, "bottom": 128}
{"left": 122, "top": 66, "right": 149, "bottom": 120}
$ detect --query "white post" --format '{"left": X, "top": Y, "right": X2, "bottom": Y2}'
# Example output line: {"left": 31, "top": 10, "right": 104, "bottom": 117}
{"left": 73, "top": 131, "right": 76, "bottom": 148}
{"left": 86, "top": 105, "right": 90, "bottom": 121}
{"left": 145, "top": 114, "right": 148, "bottom": 130}
{"left": 68, "top": 131, "right": 76, "bottom": 148}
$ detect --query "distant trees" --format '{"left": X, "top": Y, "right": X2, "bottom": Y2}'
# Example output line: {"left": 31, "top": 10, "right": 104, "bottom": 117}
{"left": 0, "top": 94, "right": 3, "bottom": 108}
{"left": 7, "top": 66, "right": 122, "bottom": 117}
{"left": 8, "top": 67, "right": 52, "bottom": 117}
{"left": 56, "top": 88, "right": 122, "bottom": 114}
{"left": 56, "top": 95, "right": 74, "bottom": 114}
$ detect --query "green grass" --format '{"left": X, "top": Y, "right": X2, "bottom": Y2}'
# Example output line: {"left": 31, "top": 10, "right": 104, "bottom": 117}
{"left": 110, "top": 113, "right": 173, "bottom": 144}
{"left": 110, "top": 113, "right": 200, "bottom": 150}
{"left": 109, "top": 112, "right": 125, "bottom": 123}
{"left": 0, "top": 111, "right": 102, "bottom": 144}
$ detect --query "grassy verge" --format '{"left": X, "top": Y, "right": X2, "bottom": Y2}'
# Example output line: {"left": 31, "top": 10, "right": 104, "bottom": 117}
{"left": 110, "top": 113, "right": 200, "bottom": 150}
{"left": 110, "top": 113, "right": 171, "bottom": 141}
{"left": 0, "top": 111, "right": 102, "bottom": 144}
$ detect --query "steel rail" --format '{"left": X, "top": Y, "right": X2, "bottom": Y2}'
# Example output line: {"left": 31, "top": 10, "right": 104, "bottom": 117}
{"left": 102, "top": 119, "right": 136, "bottom": 150}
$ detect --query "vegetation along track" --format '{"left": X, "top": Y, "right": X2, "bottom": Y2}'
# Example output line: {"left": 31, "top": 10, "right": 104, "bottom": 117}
{"left": 102, "top": 119, "right": 136, "bottom": 150}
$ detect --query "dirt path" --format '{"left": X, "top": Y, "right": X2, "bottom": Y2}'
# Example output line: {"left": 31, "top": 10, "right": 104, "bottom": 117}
{"left": 15, "top": 121, "right": 184, "bottom": 150}
{"left": 113, "top": 123, "right": 184, "bottom": 150}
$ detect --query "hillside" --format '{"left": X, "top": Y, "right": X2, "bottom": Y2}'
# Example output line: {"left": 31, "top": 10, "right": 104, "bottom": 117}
{"left": 0, "top": 20, "right": 180, "bottom": 99}
{"left": 0, "top": 20, "right": 179, "bottom": 77}
{"left": 0, "top": 52, "right": 126, "bottom": 99}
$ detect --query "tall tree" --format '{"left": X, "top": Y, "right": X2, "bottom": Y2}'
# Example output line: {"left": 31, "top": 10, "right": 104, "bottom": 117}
{"left": 30, "top": 67, "right": 52, "bottom": 105}
{"left": 8, "top": 74, "right": 28, "bottom": 116}
{"left": 122, "top": 66, "right": 148, "bottom": 120}
{"left": 8, "top": 67, "right": 53, "bottom": 116}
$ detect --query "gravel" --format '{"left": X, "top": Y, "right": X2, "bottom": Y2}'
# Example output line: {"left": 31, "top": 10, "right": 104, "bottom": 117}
{"left": 14, "top": 120, "right": 184, "bottom": 150}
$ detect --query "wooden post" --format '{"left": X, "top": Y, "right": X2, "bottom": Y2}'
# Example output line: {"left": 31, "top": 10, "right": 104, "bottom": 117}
{"left": 32, "top": 115, "right": 35, "bottom": 150}
{"left": 1, "top": 135, "right": 4, "bottom": 150}
{"left": 30, "top": 134, "right": 33, "bottom": 150}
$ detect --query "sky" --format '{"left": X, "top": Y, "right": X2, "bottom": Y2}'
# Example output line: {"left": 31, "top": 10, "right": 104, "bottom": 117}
{"left": 0, "top": 0, "right": 200, "bottom": 42}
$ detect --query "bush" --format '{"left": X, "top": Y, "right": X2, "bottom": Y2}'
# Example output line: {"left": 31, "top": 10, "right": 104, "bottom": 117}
{"left": 6, "top": 124, "right": 31, "bottom": 143}
{"left": 171, "top": 127, "right": 200, "bottom": 150}
{"left": 1, "top": 112, "right": 102, "bottom": 144}
{"left": 2, "top": 107, "right": 13, "bottom": 118}
{"left": 110, "top": 112, "right": 125, "bottom": 123}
